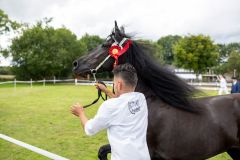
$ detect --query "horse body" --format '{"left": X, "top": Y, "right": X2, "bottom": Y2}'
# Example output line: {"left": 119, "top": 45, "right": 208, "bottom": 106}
{"left": 73, "top": 22, "right": 240, "bottom": 159}
{"left": 145, "top": 91, "right": 240, "bottom": 159}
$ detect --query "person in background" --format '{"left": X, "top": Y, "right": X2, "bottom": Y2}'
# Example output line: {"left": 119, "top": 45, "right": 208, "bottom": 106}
{"left": 217, "top": 75, "right": 229, "bottom": 95}
{"left": 231, "top": 76, "right": 240, "bottom": 93}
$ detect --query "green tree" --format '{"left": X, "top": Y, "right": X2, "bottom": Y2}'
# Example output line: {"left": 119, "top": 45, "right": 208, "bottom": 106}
{"left": 0, "top": 9, "right": 20, "bottom": 34}
{"left": 173, "top": 35, "right": 219, "bottom": 77}
{"left": 217, "top": 43, "right": 240, "bottom": 63}
{"left": 226, "top": 50, "right": 240, "bottom": 77}
{"left": 0, "top": 9, "right": 21, "bottom": 54}
{"left": 157, "top": 35, "right": 182, "bottom": 64}
{"left": 78, "top": 33, "right": 103, "bottom": 53}
{"left": 9, "top": 21, "right": 84, "bottom": 80}
{"left": 137, "top": 39, "right": 164, "bottom": 64}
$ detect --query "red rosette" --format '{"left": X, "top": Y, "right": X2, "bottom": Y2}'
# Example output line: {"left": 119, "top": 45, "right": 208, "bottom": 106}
{"left": 108, "top": 40, "right": 132, "bottom": 67}
{"left": 109, "top": 45, "right": 122, "bottom": 59}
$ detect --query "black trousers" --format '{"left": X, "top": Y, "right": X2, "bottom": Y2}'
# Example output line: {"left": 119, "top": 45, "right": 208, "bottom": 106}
{"left": 98, "top": 144, "right": 111, "bottom": 160}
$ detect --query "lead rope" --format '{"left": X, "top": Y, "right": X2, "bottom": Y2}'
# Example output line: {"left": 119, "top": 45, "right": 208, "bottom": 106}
{"left": 83, "top": 81, "right": 108, "bottom": 108}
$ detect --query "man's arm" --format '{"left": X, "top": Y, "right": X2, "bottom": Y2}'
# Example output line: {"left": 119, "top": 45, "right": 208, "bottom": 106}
{"left": 71, "top": 104, "right": 88, "bottom": 128}
{"left": 71, "top": 102, "right": 111, "bottom": 136}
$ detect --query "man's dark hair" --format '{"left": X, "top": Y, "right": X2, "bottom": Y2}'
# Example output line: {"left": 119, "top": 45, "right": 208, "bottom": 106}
{"left": 112, "top": 63, "right": 138, "bottom": 88}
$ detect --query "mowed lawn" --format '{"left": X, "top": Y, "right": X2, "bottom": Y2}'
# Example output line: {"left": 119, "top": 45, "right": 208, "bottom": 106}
{"left": 0, "top": 84, "right": 232, "bottom": 160}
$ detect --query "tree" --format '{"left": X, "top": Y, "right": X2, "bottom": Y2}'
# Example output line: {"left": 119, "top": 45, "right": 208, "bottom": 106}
{"left": 226, "top": 51, "right": 240, "bottom": 77}
{"left": 0, "top": 9, "right": 21, "bottom": 54}
{"left": 217, "top": 43, "right": 240, "bottom": 63}
{"left": 78, "top": 33, "right": 103, "bottom": 52}
{"left": 137, "top": 39, "right": 164, "bottom": 64}
{"left": 173, "top": 35, "right": 219, "bottom": 77}
{"left": 9, "top": 21, "right": 85, "bottom": 80}
{"left": 157, "top": 35, "right": 182, "bottom": 64}
{"left": 0, "top": 9, "right": 20, "bottom": 34}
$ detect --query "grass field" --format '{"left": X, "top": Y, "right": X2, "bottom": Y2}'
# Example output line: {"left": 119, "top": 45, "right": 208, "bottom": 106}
{"left": 0, "top": 84, "right": 232, "bottom": 160}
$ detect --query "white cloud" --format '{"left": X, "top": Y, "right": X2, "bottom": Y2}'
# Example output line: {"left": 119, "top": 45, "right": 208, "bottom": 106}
{"left": 1, "top": 0, "right": 240, "bottom": 43}
{"left": 1, "top": 0, "right": 239, "bottom": 66}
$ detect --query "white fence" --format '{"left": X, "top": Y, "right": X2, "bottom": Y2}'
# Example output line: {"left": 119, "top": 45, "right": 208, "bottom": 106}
{"left": 0, "top": 78, "right": 233, "bottom": 91}
{"left": 0, "top": 134, "right": 69, "bottom": 160}
{"left": 0, "top": 78, "right": 113, "bottom": 88}
{"left": 188, "top": 82, "right": 232, "bottom": 91}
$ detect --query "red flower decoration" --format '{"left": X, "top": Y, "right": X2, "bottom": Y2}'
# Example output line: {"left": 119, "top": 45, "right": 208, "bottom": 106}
{"left": 109, "top": 45, "right": 121, "bottom": 59}
{"left": 108, "top": 40, "right": 132, "bottom": 67}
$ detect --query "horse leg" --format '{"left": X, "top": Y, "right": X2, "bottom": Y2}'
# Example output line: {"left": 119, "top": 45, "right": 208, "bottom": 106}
{"left": 98, "top": 144, "right": 111, "bottom": 160}
{"left": 227, "top": 148, "right": 240, "bottom": 160}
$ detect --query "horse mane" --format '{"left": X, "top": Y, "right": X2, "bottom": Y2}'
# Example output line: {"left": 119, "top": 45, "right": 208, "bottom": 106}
{"left": 119, "top": 40, "right": 199, "bottom": 113}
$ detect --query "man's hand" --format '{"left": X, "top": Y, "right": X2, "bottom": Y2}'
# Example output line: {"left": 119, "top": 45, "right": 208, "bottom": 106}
{"left": 71, "top": 103, "right": 84, "bottom": 117}
{"left": 95, "top": 83, "right": 117, "bottom": 98}
{"left": 95, "top": 83, "right": 108, "bottom": 93}
{"left": 71, "top": 103, "right": 89, "bottom": 129}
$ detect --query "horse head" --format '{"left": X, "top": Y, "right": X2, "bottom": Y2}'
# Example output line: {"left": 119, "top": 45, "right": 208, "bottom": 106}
{"left": 73, "top": 21, "right": 129, "bottom": 77}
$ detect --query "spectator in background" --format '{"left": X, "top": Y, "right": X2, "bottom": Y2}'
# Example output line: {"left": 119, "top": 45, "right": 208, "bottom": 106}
{"left": 217, "top": 75, "right": 229, "bottom": 95}
{"left": 231, "top": 76, "right": 240, "bottom": 93}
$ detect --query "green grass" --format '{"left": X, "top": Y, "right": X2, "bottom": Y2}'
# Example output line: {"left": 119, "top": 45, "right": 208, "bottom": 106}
{"left": 0, "top": 84, "right": 232, "bottom": 160}
{"left": 0, "top": 85, "right": 108, "bottom": 160}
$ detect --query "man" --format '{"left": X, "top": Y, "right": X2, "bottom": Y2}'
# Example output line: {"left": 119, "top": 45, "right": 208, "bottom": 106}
{"left": 71, "top": 63, "right": 150, "bottom": 160}
{"left": 217, "top": 75, "right": 229, "bottom": 95}
{"left": 231, "top": 77, "right": 240, "bottom": 93}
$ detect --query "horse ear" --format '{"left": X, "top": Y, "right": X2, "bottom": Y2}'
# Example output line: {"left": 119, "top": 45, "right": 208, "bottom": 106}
{"left": 120, "top": 26, "right": 125, "bottom": 34}
{"left": 113, "top": 20, "right": 121, "bottom": 36}
{"left": 114, "top": 21, "right": 119, "bottom": 31}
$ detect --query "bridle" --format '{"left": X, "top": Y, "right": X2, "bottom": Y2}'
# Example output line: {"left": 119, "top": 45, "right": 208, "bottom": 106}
{"left": 90, "top": 37, "right": 132, "bottom": 82}
{"left": 83, "top": 37, "right": 132, "bottom": 108}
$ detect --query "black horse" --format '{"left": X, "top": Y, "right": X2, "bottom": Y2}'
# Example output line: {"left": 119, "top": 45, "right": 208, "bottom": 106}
{"left": 73, "top": 22, "right": 240, "bottom": 160}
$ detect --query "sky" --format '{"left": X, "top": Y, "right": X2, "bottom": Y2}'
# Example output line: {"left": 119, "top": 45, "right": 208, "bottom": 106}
{"left": 0, "top": 0, "right": 240, "bottom": 66}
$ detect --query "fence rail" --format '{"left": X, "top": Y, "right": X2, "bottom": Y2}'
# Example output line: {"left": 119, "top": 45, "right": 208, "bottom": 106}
{"left": 0, "top": 78, "right": 233, "bottom": 90}
{"left": 0, "top": 134, "right": 69, "bottom": 160}
{"left": 0, "top": 78, "right": 113, "bottom": 88}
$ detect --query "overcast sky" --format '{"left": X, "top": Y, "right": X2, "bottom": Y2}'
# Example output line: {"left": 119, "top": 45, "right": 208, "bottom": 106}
{"left": 1, "top": 0, "right": 240, "bottom": 65}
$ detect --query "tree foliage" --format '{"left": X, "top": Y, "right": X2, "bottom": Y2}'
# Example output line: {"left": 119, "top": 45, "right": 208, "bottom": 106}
{"left": 0, "top": 9, "right": 20, "bottom": 34}
{"left": 0, "top": 9, "right": 21, "bottom": 55}
{"left": 78, "top": 33, "right": 103, "bottom": 53}
{"left": 173, "top": 35, "right": 219, "bottom": 74}
{"left": 9, "top": 22, "right": 85, "bottom": 80}
{"left": 217, "top": 43, "right": 240, "bottom": 63}
{"left": 157, "top": 35, "right": 182, "bottom": 64}
{"left": 226, "top": 51, "right": 240, "bottom": 77}
{"left": 137, "top": 39, "right": 164, "bottom": 64}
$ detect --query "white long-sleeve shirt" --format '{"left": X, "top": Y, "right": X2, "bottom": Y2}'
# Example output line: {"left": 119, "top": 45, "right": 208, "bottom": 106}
{"left": 85, "top": 92, "right": 150, "bottom": 160}
{"left": 220, "top": 78, "right": 227, "bottom": 88}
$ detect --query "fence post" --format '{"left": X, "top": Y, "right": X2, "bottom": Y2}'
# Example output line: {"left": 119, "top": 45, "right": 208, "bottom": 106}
{"left": 30, "top": 79, "right": 33, "bottom": 88}
{"left": 43, "top": 78, "right": 45, "bottom": 87}
{"left": 14, "top": 79, "right": 16, "bottom": 89}
{"left": 75, "top": 78, "right": 77, "bottom": 85}
{"left": 53, "top": 76, "right": 56, "bottom": 84}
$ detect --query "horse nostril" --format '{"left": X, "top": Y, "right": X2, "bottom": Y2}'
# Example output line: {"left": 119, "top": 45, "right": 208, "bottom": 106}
{"left": 73, "top": 60, "right": 78, "bottom": 68}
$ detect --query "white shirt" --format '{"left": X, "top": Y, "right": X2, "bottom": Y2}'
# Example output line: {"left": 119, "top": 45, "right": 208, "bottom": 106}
{"left": 220, "top": 78, "right": 227, "bottom": 88}
{"left": 85, "top": 92, "right": 150, "bottom": 160}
